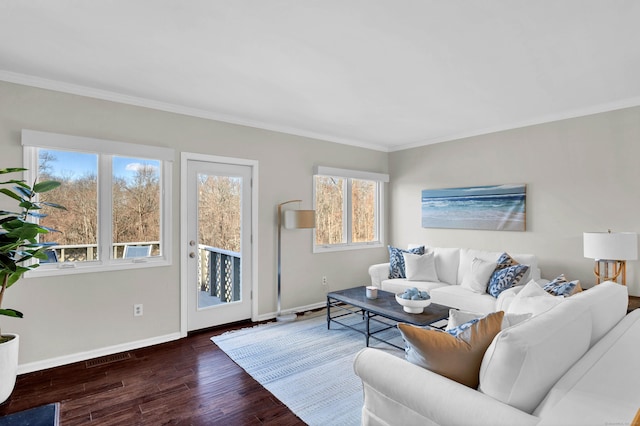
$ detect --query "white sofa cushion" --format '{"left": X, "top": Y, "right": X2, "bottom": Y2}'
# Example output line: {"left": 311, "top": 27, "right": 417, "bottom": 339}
{"left": 430, "top": 285, "right": 497, "bottom": 314}
{"left": 416, "top": 246, "right": 459, "bottom": 285}
{"left": 478, "top": 299, "right": 592, "bottom": 413}
{"left": 533, "top": 309, "right": 640, "bottom": 425}
{"left": 403, "top": 251, "right": 439, "bottom": 282}
{"left": 381, "top": 279, "right": 447, "bottom": 295}
{"left": 566, "top": 280, "right": 628, "bottom": 347}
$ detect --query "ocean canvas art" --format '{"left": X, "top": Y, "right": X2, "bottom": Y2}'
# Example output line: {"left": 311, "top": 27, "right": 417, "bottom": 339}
{"left": 421, "top": 184, "right": 526, "bottom": 231}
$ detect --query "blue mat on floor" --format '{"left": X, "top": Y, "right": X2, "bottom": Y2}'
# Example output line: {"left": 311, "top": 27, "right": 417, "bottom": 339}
{"left": 0, "top": 403, "right": 59, "bottom": 426}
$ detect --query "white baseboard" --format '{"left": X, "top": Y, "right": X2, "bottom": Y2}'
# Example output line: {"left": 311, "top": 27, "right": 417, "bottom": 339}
{"left": 17, "top": 332, "right": 182, "bottom": 375}
{"left": 19, "top": 300, "right": 330, "bottom": 374}
{"left": 254, "top": 301, "right": 327, "bottom": 322}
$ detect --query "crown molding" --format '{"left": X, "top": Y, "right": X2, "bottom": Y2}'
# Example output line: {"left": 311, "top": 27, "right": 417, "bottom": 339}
{"left": 390, "top": 96, "right": 640, "bottom": 152}
{"left": 0, "top": 70, "right": 389, "bottom": 153}
{"left": 3, "top": 70, "right": 638, "bottom": 155}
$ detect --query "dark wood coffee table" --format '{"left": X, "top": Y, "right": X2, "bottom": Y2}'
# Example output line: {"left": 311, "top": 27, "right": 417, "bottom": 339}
{"left": 327, "top": 286, "right": 449, "bottom": 350}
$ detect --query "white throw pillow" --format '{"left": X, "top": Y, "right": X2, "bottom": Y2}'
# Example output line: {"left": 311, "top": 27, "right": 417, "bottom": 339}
{"left": 479, "top": 301, "right": 592, "bottom": 413}
{"left": 507, "top": 279, "right": 563, "bottom": 316}
{"left": 566, "top": 281, "right": 628, "bottom": 346}
{"left": 446, "top": 309, "right": 532, "bottom": 331}
{"left": 431, "top": 247, "right": 460, "bottom": 285}
{"left": 403, "top": 251, "right": 439, "bottom": 282}
{"left": 460, "top": 257, "right": 496, "bottom": 294}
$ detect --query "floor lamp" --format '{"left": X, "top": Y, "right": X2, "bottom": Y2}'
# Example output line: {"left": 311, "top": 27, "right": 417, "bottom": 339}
{"left": 584, "top": 230, "right": 638, "bottom": 285}
{"left": 277, "top": 200, "right": 315, "bottom": 322}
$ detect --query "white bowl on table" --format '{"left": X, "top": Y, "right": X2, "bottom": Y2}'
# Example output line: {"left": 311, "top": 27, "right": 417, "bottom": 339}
{"left": 395, "top": 293, "right": 432, "bottom": 313}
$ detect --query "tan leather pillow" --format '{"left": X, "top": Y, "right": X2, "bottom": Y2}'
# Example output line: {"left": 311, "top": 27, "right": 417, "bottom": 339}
{"left": 398, "top": 311, "right": 504, "bottom": 388}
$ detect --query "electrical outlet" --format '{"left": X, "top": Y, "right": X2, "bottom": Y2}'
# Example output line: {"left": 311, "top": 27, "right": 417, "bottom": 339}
{"left": 133, "top": 304, "right": 143, "bottom": 317}
{"left": 322, "top": 276, "right": 328, "bottom": 286}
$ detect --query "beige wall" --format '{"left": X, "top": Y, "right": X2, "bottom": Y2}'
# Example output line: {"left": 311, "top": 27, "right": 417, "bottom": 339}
{"left": 3, "top": 78, "right": 638, "bottom": 370}
{"left": 0, "top": 81, "right": 388, "bottom": 367}
{"left": 389, "top": 106, "right": 640, "bottom": 296}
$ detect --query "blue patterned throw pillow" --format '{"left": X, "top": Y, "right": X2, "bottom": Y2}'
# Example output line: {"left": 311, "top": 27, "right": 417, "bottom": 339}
{"left": 543, "top": 274, "right": 581, "bottom": 297}
{"left": 388, "top": 245, "right": 425, "bottom": 279}
{"left": 446, "top": 317, "right": 481, "bottom": 337}
{"left": 487, "top": 253, "right": 529, "bottom": 298}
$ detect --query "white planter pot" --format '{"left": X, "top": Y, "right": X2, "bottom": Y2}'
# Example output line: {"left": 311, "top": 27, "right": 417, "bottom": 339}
{"left": 0, "top": 333, "right": 19, "bottom": 404}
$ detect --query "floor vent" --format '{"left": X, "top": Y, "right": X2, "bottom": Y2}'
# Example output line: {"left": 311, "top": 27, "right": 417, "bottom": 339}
{"left": 86, "top": 352, "right": 131, "bottom": 368}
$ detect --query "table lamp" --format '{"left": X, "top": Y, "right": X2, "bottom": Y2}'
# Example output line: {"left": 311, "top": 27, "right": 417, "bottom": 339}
{"left": 583, "top": 230, "right": 638, "bottom": 285}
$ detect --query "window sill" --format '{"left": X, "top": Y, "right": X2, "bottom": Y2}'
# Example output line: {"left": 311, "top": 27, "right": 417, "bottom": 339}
{"left": 24, "top": 258, "right": 171, "bottom": 278}
{"left": 313, "top": 242, "right": 384, "bottom": 254}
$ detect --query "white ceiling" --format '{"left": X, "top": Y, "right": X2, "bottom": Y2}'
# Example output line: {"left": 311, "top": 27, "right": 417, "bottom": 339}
{"left": 1, "top": 1, "right": 639, "bottom": 152}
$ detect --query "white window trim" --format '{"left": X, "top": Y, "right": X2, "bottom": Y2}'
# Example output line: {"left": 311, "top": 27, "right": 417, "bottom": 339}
{"left": 21, "top": 129, "right": 174, "bottom": 276}
{"left": 313, "top": 166, "right": 388, "bottom": 253}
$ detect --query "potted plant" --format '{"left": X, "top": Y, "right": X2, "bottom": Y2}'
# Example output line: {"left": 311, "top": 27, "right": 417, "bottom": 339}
{"left": 0, "top": 167, "right": 64, "bottom": 404}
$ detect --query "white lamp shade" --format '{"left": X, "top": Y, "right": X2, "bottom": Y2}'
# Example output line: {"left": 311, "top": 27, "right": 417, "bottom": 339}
{"left": 583, "top": 232, "right": 638, "bottom": 261}
{"left": 283, "top": 210, "right": 315, "bottom": 229}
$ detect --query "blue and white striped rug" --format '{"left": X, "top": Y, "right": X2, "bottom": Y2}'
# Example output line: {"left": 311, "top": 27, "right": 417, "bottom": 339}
{"left": 211, "top": 311, "right": 404, "bottom": 426}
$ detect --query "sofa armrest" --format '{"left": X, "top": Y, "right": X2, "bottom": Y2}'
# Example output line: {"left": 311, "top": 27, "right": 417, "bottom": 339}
{"left": 368, "top": 263, "right": 389, "bottom": 288}
{"left": 353, "top": 348, "right": 539, "bottom": 426}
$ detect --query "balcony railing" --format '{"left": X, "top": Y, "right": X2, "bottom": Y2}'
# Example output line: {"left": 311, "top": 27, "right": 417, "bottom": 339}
{"left": 47, "top": 242, "right": 161, "bottom": 262}
{"left": 44, "top": 242, "right": 241, "bottom": 305}
{"left": 198, "top": 245, "right": 241, "bottom": 303}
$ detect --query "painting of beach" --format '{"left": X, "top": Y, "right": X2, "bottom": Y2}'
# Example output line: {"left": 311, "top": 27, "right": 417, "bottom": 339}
{"left": 421, "top": 184, "right": 526, "bottom": 231}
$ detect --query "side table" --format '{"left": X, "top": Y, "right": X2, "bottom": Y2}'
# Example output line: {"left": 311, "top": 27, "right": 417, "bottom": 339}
{"left": 628, "top": 296, "right": 640, "bottom": 313}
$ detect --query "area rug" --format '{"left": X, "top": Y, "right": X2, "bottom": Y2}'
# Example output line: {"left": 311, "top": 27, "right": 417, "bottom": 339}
{"left": 211, "top": 311, "right": 404, "bottom": 426}
{"left": 0, "top": 403, "right": 60, "bottom": 426}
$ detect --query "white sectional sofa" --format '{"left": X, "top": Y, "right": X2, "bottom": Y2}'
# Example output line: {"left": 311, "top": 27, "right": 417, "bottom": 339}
{"left": 354, "top": 281, "right": 638, "bottom": 426}
{"left": 368, "top": 246, "right": 542, "bottom": 314}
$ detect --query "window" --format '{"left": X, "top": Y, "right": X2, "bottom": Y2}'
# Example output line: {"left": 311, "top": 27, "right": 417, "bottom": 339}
{"left": 22, "top": 130, "right": 173, "bottom": 275}
{"left": 313, "top": 166, "right": 388, "bottom": 252}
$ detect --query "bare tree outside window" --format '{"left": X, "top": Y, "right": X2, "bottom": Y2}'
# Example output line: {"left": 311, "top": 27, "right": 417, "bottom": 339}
{"left": 36, "top": 149, "right": 163, "bottom": 261}
{"left": 351, "top": 179, "right": 376, "bottom": 243}
{"left": 112, "top": 157, "right": 161, "bottom": 256}
{"left": 315, "top": 176, "right": 345, "bottom": 245}
{"left": 315, "top": 174, "right": 381, "bottom": 249}
{"left": 197, "top": 174, "right": 241, "bottom": 253}
{"left": 38, "top": 151, "right": 99, "bottom": 261}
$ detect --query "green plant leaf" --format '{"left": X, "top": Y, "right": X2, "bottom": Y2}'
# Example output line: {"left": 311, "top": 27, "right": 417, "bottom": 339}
{"left": 33, "top": 180, "right": 61, "bottom": 193}
{"left": 0, "top": 179, "right": 28, "bottom": 188}
{"left": 0, "top": 308, "right": 23, "bottom": 318}
{"left": 0, "top": 167, "right": 64, "bottom": 317}
{"left": 14, "top": 186, "right": 33, "bottom": 199}
{"left": 0, "top": 188, "right": 23, "bottom": 202}
{"left": 40, "top": 202, "right": 67, "bottom": 210}
{"left": 0, "top": 308, "right": 24, "bottom": 318}
{"left": 19, "top": 200, "right": 37, "bottom": 210}
{"left": 0, "top": 168, "right": 26, "bottom": 175}
{"left": 0, "top": 254, "right": 17, "bottom": 271}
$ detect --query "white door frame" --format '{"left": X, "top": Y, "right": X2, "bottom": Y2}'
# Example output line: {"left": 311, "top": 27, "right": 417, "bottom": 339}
{"left": 180, "top": 152, "right": 259, "bottom": 337}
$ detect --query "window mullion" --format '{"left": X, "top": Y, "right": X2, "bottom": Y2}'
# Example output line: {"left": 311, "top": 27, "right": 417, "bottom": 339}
{"left": 374, "top": 181, "right": 381, "bottom": 242}
{"left": 345, "top": 178, "right": 352, "bottom": 244}
{"left": 98, "top": 154, "right": 113, "bottom": 262}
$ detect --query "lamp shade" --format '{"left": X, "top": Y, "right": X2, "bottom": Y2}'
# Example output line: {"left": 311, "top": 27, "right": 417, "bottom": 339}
{"left": 583, "top": 232, "right": 638, "bottom": 261}
{"left": 283, "top": 209, "right": 315, "bottom": 229}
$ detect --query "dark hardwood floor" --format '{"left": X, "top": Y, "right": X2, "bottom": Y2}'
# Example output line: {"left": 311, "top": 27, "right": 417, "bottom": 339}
{"left": 0, "top": 321, "right": 306, "bottom": 425}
